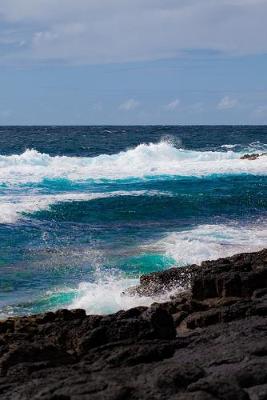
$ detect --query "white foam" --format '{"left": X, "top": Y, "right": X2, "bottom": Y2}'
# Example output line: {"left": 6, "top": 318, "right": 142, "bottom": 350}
{"left": 144, "top": 222, "right": 267, "bottom": 265}
{"left": 69, "top": 276, "right": 178, "bottom": 315}
{"left": 69, "top": 278, "right": 153, "bottom": 314}
{"left": 1, "top": 142, "right": 266, "bottom": 185}
{"left": 0, "top": 190, "right": 167, "bottom": 224}
{"left": 221, "top": 144, "right": 238, "bottom": 149}
{"left": 67, "top": 221, "right": 267, "bottom": 314}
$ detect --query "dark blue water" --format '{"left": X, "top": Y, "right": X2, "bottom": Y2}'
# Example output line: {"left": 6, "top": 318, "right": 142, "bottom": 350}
{"left": 0, "top": 126, "right": 266, "bottom": 317}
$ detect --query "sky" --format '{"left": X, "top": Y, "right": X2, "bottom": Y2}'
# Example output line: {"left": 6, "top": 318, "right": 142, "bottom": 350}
{"left": 0, "top": 0, "right": 267, "bottom": 125}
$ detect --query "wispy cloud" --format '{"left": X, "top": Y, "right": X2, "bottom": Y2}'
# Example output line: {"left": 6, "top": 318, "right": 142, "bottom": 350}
{"left": 217, "top": 96, "right": 239, "bottom": 110}
{"left": 119, "top": 99, "right": 139, "bottom": 111}
{"left": 164, "top": 99, "right": 180, "bottom": 111}
{"left": 0, "top": 1, "right": 267, "bottom": 65}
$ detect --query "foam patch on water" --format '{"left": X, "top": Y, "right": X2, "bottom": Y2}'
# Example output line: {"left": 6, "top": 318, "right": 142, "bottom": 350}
{"left": 0, "top": 189, "right": 168, "bottom": 224}
{"left": 1, "top": 142, "right": 266, "bottom": 185}
{"left": 220, "top": 141, "right": 267, "bottom": 152}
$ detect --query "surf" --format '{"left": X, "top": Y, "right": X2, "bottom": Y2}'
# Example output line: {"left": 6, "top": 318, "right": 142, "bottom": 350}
{"left": 0, "top": 141, "right": 267, "bottom": 185}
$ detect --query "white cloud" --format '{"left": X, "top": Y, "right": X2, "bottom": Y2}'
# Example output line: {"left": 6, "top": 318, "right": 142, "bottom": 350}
{"left": 0, "top": 1, "right": 267, "bottom": 65}
{"left": 119, "top": 99, "right": 140, "bottom": 111}
{"left": 217, "top": 96, "right": 239, "bottom": 110}
{"left": 164, "top": 99, "right": 180, "bottom": 111}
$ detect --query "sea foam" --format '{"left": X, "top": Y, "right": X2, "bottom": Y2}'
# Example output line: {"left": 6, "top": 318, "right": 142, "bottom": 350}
{"left": 1, "top": 221, "right": 266, "bottom": 317}
{"left": 143, "top": 222, "right": 267, "bottom": 265}
{"left": 66, "top": 221, "right": 267, "bottom": 314}
{"left": 0, "top": 142, "right": 266, "bottom": 185}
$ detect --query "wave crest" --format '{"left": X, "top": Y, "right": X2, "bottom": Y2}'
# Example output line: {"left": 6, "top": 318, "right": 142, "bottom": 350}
{"left": 144, "top": 222, "right": 267, "bottom": 265}
{"left": 67, "top": 221, "right": 267, "bottom": 314}
{"left": 0, "top": 142, "right": 266, "bottom": 185}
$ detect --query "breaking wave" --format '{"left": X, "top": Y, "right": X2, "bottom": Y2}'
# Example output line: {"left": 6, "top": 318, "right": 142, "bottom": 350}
{"left": 1, "top": 220, "right": 266, "bottom": 318}
{"left": 1, "top": 141, "right": 266, "bottom": 185}
{"left": 66, "top": 221, "right": 267, "bottom": 314}
{"left": 143, "top": 222, "right": 267, "bottom": 266}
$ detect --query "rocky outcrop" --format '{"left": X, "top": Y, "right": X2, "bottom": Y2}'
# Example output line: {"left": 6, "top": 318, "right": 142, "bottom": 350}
{"left": 126, "top": 249, "right": 267, "bottom": 299}
{"left": 240, "top": 153, "right": 267, "bottom": 160}
{"left": 0, "top": 249, "right": 266, "bottom": 399}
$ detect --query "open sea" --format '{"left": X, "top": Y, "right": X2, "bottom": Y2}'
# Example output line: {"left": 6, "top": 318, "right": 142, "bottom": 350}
{"left": 0, "top": 126, "right": 266, "bottom": 318}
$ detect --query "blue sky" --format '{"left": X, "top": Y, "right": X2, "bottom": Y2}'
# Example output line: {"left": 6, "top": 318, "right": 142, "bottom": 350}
{"left": 0, "top": 0, "right": 267, "bottom": 125}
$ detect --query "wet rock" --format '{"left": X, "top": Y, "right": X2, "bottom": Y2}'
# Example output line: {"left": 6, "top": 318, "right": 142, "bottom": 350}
{"left": 128, "top": 249, "right": 267, "bottom": 300}
{"left": 0, "top": 248, "right": 266, "bottom": 399}
{"left": 240, "top": 153, "right": 267, "bottom": 160}
{"left": 241, "top": 153, "right": 260, "bottom": 160}
{"left": 126, "top": 265, "right": 198, "bottom": 296}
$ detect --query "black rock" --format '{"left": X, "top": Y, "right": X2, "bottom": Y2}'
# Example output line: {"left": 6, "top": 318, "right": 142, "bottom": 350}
{"left": 0, "top": 248, "right": 266, "bottom": 399}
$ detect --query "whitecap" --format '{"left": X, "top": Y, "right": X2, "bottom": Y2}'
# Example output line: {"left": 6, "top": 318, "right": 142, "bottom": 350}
{"left": 143, "top": 222, "right": 267, "bottom": 265}
{"left": 0, "top": 142, "right": 266, "bottom": 185}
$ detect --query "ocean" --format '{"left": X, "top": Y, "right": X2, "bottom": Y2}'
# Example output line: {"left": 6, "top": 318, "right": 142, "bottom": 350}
{"left": 0, "top": 126, "right": 266, "bottom": 318}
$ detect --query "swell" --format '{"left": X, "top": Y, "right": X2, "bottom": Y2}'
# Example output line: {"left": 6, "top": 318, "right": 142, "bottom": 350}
{"left": 0, "top": 174, "right": 266, "bottom": 224}
{"left": 24, "top": 175, "right": 267, "bottom": 223}
{"left": 0, "top": 190, "right": 169, "bottom": 224}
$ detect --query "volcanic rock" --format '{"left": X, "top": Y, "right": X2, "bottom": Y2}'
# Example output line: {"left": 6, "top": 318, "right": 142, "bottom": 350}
{"left": 240, "top": 153, "right": 267, "bottom": 160}
{"left": 0, "top": 248, "right": 266, "bottom": 399}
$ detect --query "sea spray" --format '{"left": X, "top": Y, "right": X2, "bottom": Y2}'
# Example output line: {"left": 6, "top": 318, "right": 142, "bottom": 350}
{"left": 1, "top": 142, "right": 267, "bottom": 185}
{"left": 0, "top": 127, "right": 266, "bottom": 318}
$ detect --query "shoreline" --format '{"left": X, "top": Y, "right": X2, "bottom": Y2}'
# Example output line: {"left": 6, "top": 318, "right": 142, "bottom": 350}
{"left": 0, "top": 248, "right": 266, "bottom": 399}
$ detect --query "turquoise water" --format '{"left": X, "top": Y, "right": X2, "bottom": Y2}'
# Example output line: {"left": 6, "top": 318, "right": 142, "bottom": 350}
{"left": 0, "top": 126, "right": 266, "bottom": 317}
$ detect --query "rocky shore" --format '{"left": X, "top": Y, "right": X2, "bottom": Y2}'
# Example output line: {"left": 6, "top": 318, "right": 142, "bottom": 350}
{"left": 0, "top": 249, "right": 266, "bottom": 400}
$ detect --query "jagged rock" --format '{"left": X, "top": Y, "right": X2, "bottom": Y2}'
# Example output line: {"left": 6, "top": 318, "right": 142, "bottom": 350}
{"left": 240, "top": 152, "right": 267, "bottom": 160}
{"left": 241, "top": 153, "right": 261, "bottom": 160}
{"left": 0, "top": 249, "right": 266, "bottom": 399}
{"left": 126, "top": 249, "right": 267, "bottom": 300}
